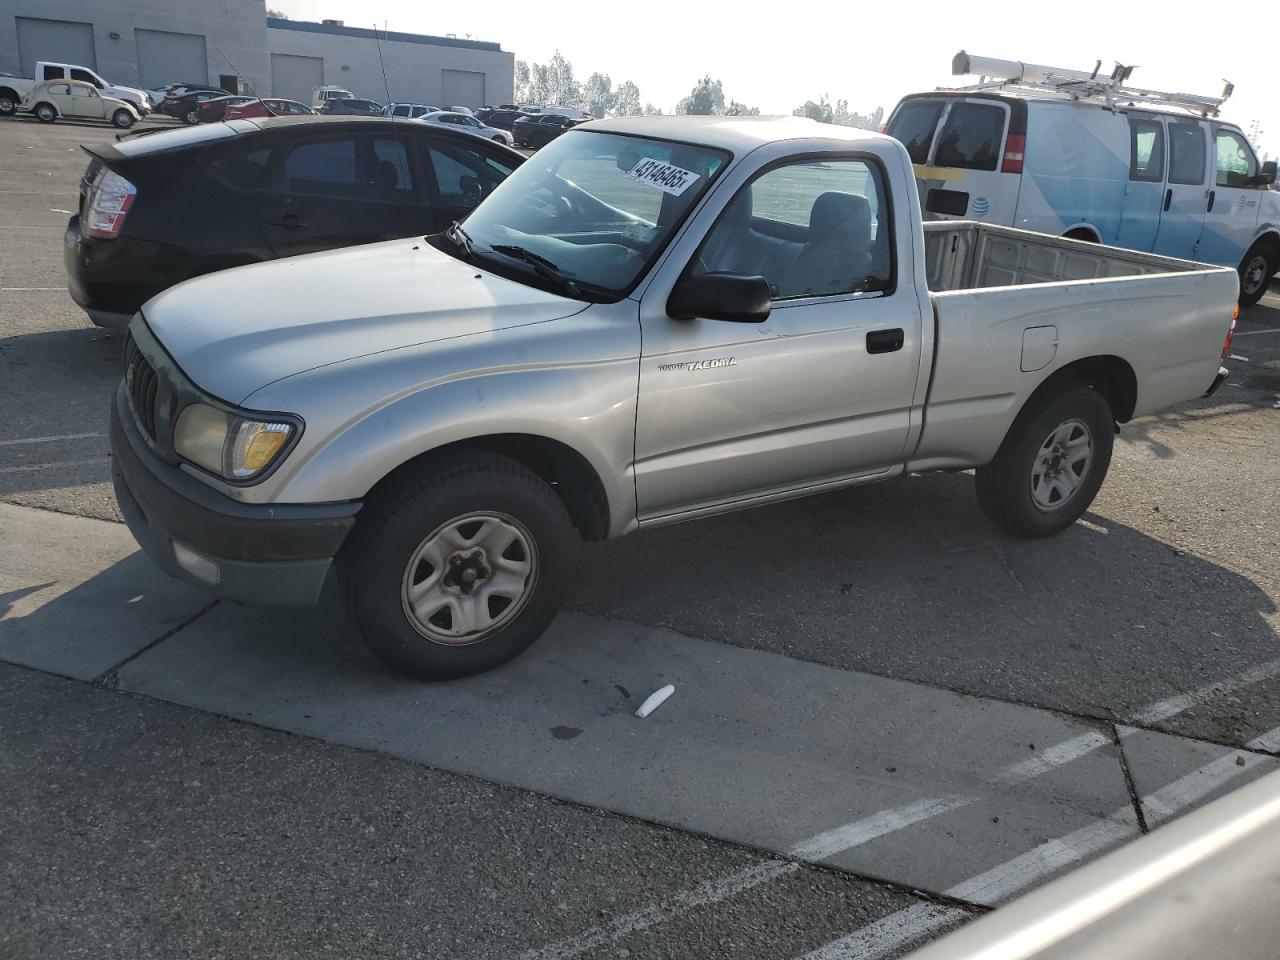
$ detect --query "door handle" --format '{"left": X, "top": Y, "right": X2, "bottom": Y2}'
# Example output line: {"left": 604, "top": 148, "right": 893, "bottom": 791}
{"left": 267, "top": 214, "right": 308, "bottom": 229}
{"left": 1163, "top": 188, "right": 1173, "bottom": 212}
{"left": 1207, "top": 190, "right": 1216, "bottom": 212}
{"left": 866, "top": 328, "right": 905, "bottom": 354}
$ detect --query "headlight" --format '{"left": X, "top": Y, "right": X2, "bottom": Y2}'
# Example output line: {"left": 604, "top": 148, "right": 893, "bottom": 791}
{"left": 173, "top": 403, "right": 297, "bottom": 481}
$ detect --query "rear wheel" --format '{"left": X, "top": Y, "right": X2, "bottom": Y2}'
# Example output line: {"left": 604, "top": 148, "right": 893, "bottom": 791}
{"left": 182, "top": 108, "right": 199, "bottom": 125}
{"left": 344, "top": 453, "right": 579, "bottom": 680}
{"left": 0, "top": 93, "right": 16, "bottom": 116}
{"left": 35, "top": 102, "right": 56, "bottom": 123}
{"left": 1238, "top": 241, "right": 1277, "bottom": 308}
{"left": 975, "top": 385, "right": 1114, "bottom": 537}
{"left": 113, "top": 109, "right": 135, "bottom": 129}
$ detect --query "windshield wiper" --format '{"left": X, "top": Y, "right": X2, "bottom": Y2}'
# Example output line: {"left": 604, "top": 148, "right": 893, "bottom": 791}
{"left": 445, "top": 221, "right": 473, "bottom": 256}
{"left": 489, "top": 243, "right": 584, "bottom": 299}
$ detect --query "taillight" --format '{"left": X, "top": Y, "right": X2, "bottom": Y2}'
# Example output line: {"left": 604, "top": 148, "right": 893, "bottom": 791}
{"left": 1223, "top": 304, "right": 1238, "bottom": 357}
{"left": 84, "top": 168, "right": 136, "bottom": 240}
{"left": 1001, "top": 133, "right": 1025, "bottom": 174}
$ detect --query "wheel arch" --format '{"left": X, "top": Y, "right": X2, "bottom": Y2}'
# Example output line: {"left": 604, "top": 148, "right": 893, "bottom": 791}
{"left": 1025, "top": 355, "right": 1138, "bottom": 424}
{"left": 363, "top": 433, "right": 612, "bottom": 542}
{"left": 0, "top": 85, "right": 21, "bottom": 103}
{"left": 1062, "top": 224, "right": 1102, "bottom": 243}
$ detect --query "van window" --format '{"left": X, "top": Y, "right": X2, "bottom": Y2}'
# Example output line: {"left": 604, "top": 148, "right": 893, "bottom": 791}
{"left": 1214, "top": 129, "right": 1258, "bottom": 187}
{"left": 1129, "top": 119, "right": 1165, "bottom": 182}
{"left": 887, "top": 100, "right": 944, "bottom": 164}
{"left": 933, "top": 102, "right": 1005, "bottom": 171}
{"left": 1167, "top": 124, "right": 1206, "bottom": 186}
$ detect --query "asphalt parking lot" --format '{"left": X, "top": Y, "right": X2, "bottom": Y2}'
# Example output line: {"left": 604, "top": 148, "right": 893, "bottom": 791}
{"left": 2, "top": 115, "right": 1280, "bottom": 960}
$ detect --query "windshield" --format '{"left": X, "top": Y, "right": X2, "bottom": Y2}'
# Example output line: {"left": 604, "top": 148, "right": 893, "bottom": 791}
{"left": 450, "top": 130, "right": 729, "bottom": 298}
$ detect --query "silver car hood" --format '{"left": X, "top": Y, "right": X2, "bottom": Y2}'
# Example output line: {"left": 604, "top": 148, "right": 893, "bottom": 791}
{"left": 143, "top": 238, "right": 586, "bottom": 405}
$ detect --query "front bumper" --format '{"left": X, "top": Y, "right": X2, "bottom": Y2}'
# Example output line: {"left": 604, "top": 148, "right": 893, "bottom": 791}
{"left": 110, "top": 383, "right": 361, "bottom": 605}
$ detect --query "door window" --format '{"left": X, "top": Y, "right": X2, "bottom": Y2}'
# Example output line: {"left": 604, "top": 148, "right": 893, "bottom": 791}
{"left": 281, "top": 136, "right": 415, "bottom": 200}
{"left": 1167, "top": 124, "right": 1207, "bottom": 185}
{"left": 1128, "top": 119, "right": 1165, "bottom": 182}
{"left": 429, "top": 142, "right": 517, "bottom": 210}
{"left": 392, "top": 104, "right": 411, "bottom": 117}
{"left": 933, "top": 102, "right": 1005, "bottom": 171}
{"left": 694, "top": 157, "right": 892, "bottom": 300}
{"left": 71, "top": 85, "right": 95, "bottom": 98}
{"left": 47, "top": 83, "right": 70, "bottom": 96}
{"left": 70, "top": 68, "right": 100, "bottom": 87}
{"left": 887, "top": 99, "right": 945, "bottom": 164}
{"left": 1214, "top": 129, "right": 1258, "bottom": 187}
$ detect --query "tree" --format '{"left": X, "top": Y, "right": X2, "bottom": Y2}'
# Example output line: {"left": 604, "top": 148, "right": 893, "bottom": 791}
{"left": 526, "top": 63, "right": 552, "bottom": 106}
{"left": 582, "top": 72, "right": 614, "bottom": 119}
{"left": 677, "top": 76, "right": 725, "bottom": 115}
{"left": 641, "top": 102, "right": 663, "bottom": 116}
{"left": 795, "top": 95, "right": 883, "bottom": 130}
{"left": 514, "top": 61, "right": 531, "bottom": 103}
{"left": 613, "top": 80, "right": 641, "bottom": 117}
{"left": 266, "top": 7, "right": 288, "bottom": 18}
{"left": 545, "top": 50, "right": 580, "bottom": 107}
{"left": 794, "top": 95, "right": 834, "bottom": 123}
{"left": 725, "top": 100, "right": 759, "bottom": 116}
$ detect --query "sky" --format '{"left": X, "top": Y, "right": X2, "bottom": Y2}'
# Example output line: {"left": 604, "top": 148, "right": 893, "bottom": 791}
{"left": 272, "top": 0, "right": 1276, "bottom": 155}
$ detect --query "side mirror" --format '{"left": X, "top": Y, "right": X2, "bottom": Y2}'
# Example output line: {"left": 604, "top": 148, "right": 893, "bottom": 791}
{"left": 668, "top": 272, "right": 772, "bottom": 323}
{"left": 458, "top": 175, "right": 482, "bottom": 204}
{"left": 1256, "top": 160, "right": 1278, "bottom": 187}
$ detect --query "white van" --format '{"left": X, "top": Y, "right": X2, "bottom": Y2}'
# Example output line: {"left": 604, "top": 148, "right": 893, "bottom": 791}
{"left": 886, "top": 52, "right": 1280, "bottom": 304}
{"left": 310, "top": 85, "right": 353, "bottom": 109}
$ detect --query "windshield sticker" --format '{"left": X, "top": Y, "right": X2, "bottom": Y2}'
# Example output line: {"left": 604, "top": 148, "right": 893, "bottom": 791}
{"left": 626, "top": 158, "right": 701, "bottom": 196}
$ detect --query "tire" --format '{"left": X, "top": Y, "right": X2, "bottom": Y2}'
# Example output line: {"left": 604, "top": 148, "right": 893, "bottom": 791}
{"left": 1237, "top": 240, "right": 1276, "bottom": 308}
{"left": 0, "top": 93, "right": 16, "bottom": 116}
{"left": 974, "top": 385, "right": 1114, "bottom": 538}
{"left": 344, "top": 453, "right": 579, "bottom": 680}
{"left": 35, "top": 103, "right": 56, "bottom": 123}
{"left": 183, "top": 109, "right": 198, "bottom": 125}
{"left": 113, "top": 109, "right": 135, "bottom": 129}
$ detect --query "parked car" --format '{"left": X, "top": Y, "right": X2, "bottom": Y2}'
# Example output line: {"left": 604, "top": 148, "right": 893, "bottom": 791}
{"left": 475, "top": 107, "right": 527, "bottom": 131}
{"left": 170, "top": 89, "right": 237, "bottom": 125}
{"left": 311, "top": 86, "right": 353, "bottom": 110}
{"left": 159, "top": 86, "right": 228, "bottom": 118}
{"left": 383, "top": 102, "right": 441, "bottom": 119}
{"left": 416, "top": 110, "right": 513, "bottom": 144}
{"left": 198, "top": 95, "right": 256, "bottom": 124}
{"left": 320, "top": 97, "right": 384, "bottom": 116}
{"left": 1, "top": 63, "right": 150, "bottom": 116}
{"left": 512, "top": 113, "right": 582, "bottom": 148}
{"left": 108, "top": 115, "right": 1238, "bottom": 681}
{"left": 64, "top": 115, "right": 523, "bottom": 328}
{"left": 887, "top": 50, "right": 1280, "bottom": 305}
{"left": 21, "top": 80, "right": 139, "bottom": 128}
{"left": 445, "top": 105, "right": 475, "bottom": 116}
{"left": 153, "top": 82, "right": 223, "bottom": 105}
{"left": 223, "top": 99, "right": 313, "bottom": 120}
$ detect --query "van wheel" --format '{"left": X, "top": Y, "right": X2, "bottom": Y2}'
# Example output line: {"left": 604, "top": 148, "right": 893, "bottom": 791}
{"left": 1238, "top": 241, "right": 1276, "bottom": 308}
{"left": 35, "top": 103, "right": 56, "bottom": 123}
{"left": 344, "top": 453, "right": 578, "bottom": 680}
{"left": 975, "top": 385, "right": 1114, "bottom": 538}
{"left": 112, "top": 109, "right": 135, "bottom": 129}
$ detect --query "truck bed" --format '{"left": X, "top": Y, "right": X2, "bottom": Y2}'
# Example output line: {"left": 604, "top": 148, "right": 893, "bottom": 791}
{"left": 923, "top": 221, "right": 1205, "bottom": 292}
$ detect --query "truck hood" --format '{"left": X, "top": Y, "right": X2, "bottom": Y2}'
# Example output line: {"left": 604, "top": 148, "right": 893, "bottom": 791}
{"left": 142, "top": 238, "right": 586, "bottom": 405}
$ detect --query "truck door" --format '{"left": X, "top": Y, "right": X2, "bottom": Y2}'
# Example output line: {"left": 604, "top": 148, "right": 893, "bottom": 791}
{"left": 634, "top": 155, "right": 921, "bottom": 520}
{"left": 1151, "top": 120, "right": 1209, "bottom": 259}
{"left": 1114, "top": 116, "right": 1166, "bottom": 251}
{"left": 1195, "top": 126, "right": 1264, "bottom": 268}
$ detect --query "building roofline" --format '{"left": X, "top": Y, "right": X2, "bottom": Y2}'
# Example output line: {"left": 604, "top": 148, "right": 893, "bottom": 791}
{"left": 265, "top": 18, "right": 503, "bottom": 52}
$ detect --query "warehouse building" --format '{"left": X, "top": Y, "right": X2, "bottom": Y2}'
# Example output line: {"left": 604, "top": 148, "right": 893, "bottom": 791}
{"left": 0, "top": 0, "right": 513, "bottom": 108}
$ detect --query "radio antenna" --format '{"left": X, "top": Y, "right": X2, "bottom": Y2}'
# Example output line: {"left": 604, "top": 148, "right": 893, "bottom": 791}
{"left": 374, "top": 23, "right": 393, "bottom": 122}
{"left": 221, "top": 50, "right": 278, "bottom": 117}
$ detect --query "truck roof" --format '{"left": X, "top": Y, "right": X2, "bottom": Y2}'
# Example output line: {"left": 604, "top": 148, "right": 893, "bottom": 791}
{"left": 582, "top": 115, "right": 892, "bottom": 152}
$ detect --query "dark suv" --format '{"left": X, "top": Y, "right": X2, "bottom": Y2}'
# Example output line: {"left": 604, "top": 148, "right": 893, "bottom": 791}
{"left": 65, "top": 116, "right": 523, "bottom": 328}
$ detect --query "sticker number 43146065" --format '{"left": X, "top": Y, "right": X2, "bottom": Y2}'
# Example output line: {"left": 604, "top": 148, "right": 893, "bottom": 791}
{"left": 626, "top": 157, "right": 701, "bottom": 196}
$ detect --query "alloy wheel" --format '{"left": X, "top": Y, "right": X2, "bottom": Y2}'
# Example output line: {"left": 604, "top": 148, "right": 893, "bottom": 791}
{"left": 1030, "top": 418, "right": 1093, "bottom": 511}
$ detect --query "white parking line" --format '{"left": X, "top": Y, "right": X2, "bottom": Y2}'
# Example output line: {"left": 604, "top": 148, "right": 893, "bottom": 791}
{"left": 1232, "top": 328, "right": 1280, "bottom": 336}
{"left": 0, "top": 286, "right": 63, "bottom": 291}
{"left": 0, "top": 459, "right": 103, "bottom": 474}
{"left": 799, "top": 747, "right": 1266, "bottom": 959}
{"left": 0, "top": 432, "right": 103, "bottom": 447}
{"left": 513, "top": 658, "right": 1280, "bottom": 960}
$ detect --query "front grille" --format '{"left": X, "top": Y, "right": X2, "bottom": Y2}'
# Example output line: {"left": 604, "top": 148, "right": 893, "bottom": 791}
{"left": 125, "top": 334, "right": 160, "bottom": 442}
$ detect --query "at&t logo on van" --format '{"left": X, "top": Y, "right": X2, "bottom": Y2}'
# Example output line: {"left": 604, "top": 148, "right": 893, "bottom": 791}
{"left": 971, "top": 197, "right": 990, "bottom": 218}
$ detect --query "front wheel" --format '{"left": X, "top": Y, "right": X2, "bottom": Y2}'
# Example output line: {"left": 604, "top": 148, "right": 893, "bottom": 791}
{"left": 0, "top": 94, "right": 16, "bottom": 116}
{"left": 343, "top": 453, "right": 579, "bottom": 680}
{"left": 35, "top": 103, "right": 56, "bottom": 123}
{"left": 182, "top": 109, "right": 198, "bottom": 125}
{"left": 113, "top": 109, "right": 135, "bottom": 129}
{"left": 1238, "top": 241, "right": 1276, "bottom": 308}
{"left": 975, "top": 385, "right": 1114, "bottom": 538}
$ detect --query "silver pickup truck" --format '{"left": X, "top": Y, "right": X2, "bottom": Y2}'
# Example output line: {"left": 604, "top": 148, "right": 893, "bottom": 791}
{"left": 110, "top": 115, "right": 1239, "bottom": 679}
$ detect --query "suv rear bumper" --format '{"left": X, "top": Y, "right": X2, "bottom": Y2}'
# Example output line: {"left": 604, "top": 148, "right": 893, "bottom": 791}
{"left": 111, "top": 383, "right": 360, "bottom": 605}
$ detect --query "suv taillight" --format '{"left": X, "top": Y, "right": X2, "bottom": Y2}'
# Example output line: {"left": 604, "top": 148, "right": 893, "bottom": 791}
{"left": 1001, "top": 133, "right": 1025, "bottom": 174}
{"left": 84, "top": 168, "right": 136, "bottom": 239}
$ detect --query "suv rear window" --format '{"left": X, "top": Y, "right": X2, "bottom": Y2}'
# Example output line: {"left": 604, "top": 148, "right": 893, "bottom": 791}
{"left": 887, "top": 99, "right": 945, "bottom": 164}
{"left": 933, "top": 102, "right": 1006, "bottom": 171}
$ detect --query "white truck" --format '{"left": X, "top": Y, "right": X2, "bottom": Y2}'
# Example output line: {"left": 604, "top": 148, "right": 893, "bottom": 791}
{"left": 0, "top": 61, "right": 151, "bottom": 116}
{"left": 885, "top": 52, "right": 1279, "bottom": 305}
{"left": 109, "top": 116, "right": 1239, "bottom": 681}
